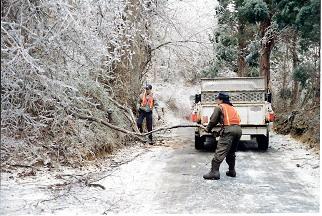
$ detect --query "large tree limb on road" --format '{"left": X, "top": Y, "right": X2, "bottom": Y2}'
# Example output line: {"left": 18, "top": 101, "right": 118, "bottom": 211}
{"left": 68, "top": 110, "right": 206, "bottom": 140}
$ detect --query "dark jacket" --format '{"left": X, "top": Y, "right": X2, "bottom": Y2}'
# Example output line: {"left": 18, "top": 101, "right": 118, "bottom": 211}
{"left": 206, "top": 106, "right": 222, "bottom": 132}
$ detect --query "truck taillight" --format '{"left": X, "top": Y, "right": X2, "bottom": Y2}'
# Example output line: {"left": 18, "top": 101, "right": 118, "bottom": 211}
{"left": 202, "top": 116, "right": 208, "bottom": 123}
{"left": 191, "top": 113, "right": 197, "bottom": 122}
{"left": 266, "top": 113, "right": 275, "bottom": 122}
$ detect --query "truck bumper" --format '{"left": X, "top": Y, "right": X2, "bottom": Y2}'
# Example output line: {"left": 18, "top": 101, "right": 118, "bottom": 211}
{"left": 196, "top": 124, "right": 269, "bottom": 141}
{"left": 241, "top": 125, "right": 268, "bottom": 135}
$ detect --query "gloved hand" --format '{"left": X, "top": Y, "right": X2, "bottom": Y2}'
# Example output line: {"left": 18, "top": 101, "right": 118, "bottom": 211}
{"left": 136, "top": 104, "right": 140, "bottom": 112}
{"left": 204, "top": 127, "right": 211, "bottom": 133}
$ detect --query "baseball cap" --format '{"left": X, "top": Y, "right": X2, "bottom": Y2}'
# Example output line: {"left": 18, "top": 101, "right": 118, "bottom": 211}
{"left": 215, "top": 92, "right": 229, "bottom": 100}
{"left": 145, "top": 84, "right": 152, "bottom": 90}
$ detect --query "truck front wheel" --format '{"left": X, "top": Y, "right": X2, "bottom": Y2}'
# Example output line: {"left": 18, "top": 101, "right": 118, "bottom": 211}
{"left": 256, "top": 134, "right": 269, "bottom": 151}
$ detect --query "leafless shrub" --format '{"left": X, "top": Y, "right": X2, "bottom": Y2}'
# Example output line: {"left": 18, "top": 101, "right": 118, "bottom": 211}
{"left": 1, "top": 0, "right": 155, "bottom": 165}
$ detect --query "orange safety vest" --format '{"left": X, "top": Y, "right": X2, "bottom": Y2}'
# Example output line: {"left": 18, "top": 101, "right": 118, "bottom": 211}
{"left": 141, "top": 93, "right": 154, "bottom": 109}
{"left": 219, "top": 103, "right": 241, "bottom": 126}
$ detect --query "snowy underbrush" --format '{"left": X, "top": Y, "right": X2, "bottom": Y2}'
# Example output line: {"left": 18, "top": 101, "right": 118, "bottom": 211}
{"left": 1, "top": 0, "right": 154, "bottom": 168}
{"left": 0, "top": 69, "right": 137, "bottom": 167}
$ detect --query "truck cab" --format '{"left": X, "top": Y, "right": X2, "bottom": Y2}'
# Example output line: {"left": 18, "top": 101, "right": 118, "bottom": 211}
{"left": 192, "top": 77, "right": 274, "bottom": 151}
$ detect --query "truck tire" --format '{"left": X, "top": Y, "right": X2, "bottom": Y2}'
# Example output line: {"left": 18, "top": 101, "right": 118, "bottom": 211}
{"left": 257, "top": 133, "right": 269, "bottom": 151}
{"left": 195, "top": 134, "right": 204, "bottom": 150}
{"left": 204, "top": 135, "right": 217, "bottom": 152}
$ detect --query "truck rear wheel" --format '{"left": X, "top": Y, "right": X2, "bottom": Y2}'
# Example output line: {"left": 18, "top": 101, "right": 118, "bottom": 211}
{"left": 256, "top": 134, "right": 269, "bottom": 151}
{"left": 195, "top": 134, "right": 204, "bottom": 150}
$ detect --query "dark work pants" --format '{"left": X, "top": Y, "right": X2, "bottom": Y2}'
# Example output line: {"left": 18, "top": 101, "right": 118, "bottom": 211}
{"left": 137, "top": 110, "right": 153, "bottom": 140}
{"left": 213, "top": 125, "right": 242, "bottom": 169}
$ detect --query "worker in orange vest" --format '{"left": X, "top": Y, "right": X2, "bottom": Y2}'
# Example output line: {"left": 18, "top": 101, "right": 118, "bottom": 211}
{"left": 203, "top": 92, "right": 242, "bottom": 180}
{"left": 137, "top": 84, "right": 161, "bottom": 145}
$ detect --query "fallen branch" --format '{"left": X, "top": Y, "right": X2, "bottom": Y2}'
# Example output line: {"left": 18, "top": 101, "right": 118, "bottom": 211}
{"left": 106, "top": 96, "right": 140, "bottom": 133}
{"left": 68, "top": 110, "right": 145, "bottom": 141}
{"left": 87, "top": 183, "right": 105, "bottom": 190}
{"left": 307, "top": 105, "right": 320, "bottom": 111}
{"left": 7, "top": 163, "right": 40, "bottom": 171}
{"left": 8, "top": 164, "right": 33, "bottom": 168}
{"left": 35, "top": 186, "right": 72, "bottom": 207}
{"left": 141, "top": 124, "right": 207, "bottom": 136}
{"left": 87, "top": 150, "right": 148, "bottom": 184}
{"left": 68, "top": 109, "right": 205, "bottom": 138}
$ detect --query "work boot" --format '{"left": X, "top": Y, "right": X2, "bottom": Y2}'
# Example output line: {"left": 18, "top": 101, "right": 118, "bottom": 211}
{"left": 203, "top": 160, "right": 220, "bottom": 180}
{"left": 148, "top": 138, "right": 154, "bottom": 145}
{"left": 226, "top": 170, "right": 236, "bottom": 177}
{"left": 225, "top": 155, "right": 236, "bottom": 177}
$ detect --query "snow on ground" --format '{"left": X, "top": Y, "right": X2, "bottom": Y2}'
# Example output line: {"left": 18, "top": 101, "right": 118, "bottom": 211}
{"left": 1, "top": 128, "right": 319, "bottom": 215}
{"left": 0, "top": 143, "right": 149, "bottom": 216}
{"left": 269, "top": 133, "right": 320, "bottom": 198}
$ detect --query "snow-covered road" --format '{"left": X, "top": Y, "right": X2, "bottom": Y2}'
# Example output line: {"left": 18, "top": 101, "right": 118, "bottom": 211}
{"left": 1, "top": 128, "right": 319, "bottom": 215}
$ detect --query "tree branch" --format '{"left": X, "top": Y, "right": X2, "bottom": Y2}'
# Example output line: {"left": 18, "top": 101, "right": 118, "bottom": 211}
{"left": 106, "top": 96, "right": 140, "bottom": 133}
{"left": 151, "top": 40, "right": 212, "bottom": 52}
{"left": 68, "top": 110, "right": 205, "bottom": 139}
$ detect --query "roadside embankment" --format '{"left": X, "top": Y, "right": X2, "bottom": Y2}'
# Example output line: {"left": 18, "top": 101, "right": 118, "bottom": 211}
{"left": 274, "top": 106, "right": 320, "bottom": 152}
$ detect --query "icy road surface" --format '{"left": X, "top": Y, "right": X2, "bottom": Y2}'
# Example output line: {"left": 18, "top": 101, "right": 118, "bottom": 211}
{"left": 0, "top": 129, "right": 320, "bottom": 215}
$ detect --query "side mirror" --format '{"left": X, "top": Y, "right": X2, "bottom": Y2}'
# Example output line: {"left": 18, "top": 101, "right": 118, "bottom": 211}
{"left": 265, "top": 93, "right": 272, "bottom": 103}
{"left": 195, "top": 94, "right": 201, "bottom": 103}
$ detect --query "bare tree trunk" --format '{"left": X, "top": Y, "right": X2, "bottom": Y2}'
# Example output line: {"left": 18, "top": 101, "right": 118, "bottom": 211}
{"left": 237, "top": 23, "right": 247, "bottom": 77}
{"left": 290, "top": 30, "right": 299, "bottom": 108}
{"left": 313, "top": 45, "right": 320, "bottom": 106}
{"left": 111, "top": 0, "right": 151, "bottom": 110}
{"left": 282, "top": 43, "right": 289, "bottom": 111}
{"left": 290, "top": 81, "right": 299, "bottom": 108}
{"left": 259, "top": 19, "right": 274, "bottom": 89}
